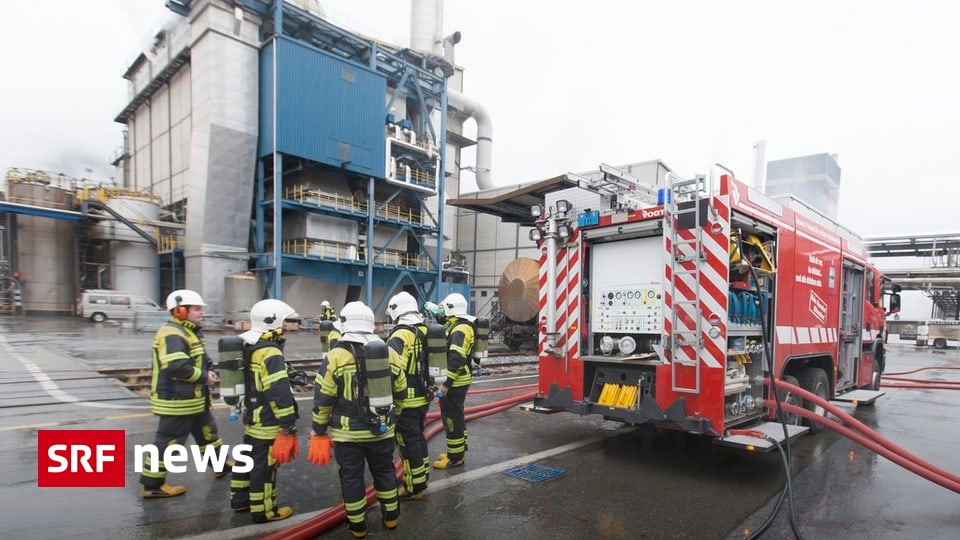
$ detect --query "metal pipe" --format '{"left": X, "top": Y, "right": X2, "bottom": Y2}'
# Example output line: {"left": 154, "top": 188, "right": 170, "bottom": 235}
{"left": 410, "top": 0, "right": 442, "bottom": 54}
{"left": 448, "top": 89, "right": 493, "bottom": 190}
{"left": 544, "top": 215, "right": 559, "bottom": 352}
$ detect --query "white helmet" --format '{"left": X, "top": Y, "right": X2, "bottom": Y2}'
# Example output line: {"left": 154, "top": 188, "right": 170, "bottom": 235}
{"left": 320, "top": 300, "right": 331, "bottom": 309}
{"left": 339, "top": 301, "right": 376, "bottom": 342}
{"left": 240, "top": 299, "right": 299, "bottom": 345}
{"left": 387, "top": 291, "right": 422, "bottom": 324}
{"left": 441, "top": 293, "right": 469, "bottom": 316}
{"left": 166, "top": 289, "right": 206, "bottom": 310}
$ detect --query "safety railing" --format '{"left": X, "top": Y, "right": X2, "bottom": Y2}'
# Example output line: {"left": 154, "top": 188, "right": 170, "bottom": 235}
{"left": 279, "top": 238, "right": 432, "bottom": 271}
{"left": 281, "top": 239, "right": 359, "bottom": 262}
{"left": 284, "top": 185, "right": 367, "bottom": 214}
{"left": 284, "top": 185, "right": 426, "bottom": 226}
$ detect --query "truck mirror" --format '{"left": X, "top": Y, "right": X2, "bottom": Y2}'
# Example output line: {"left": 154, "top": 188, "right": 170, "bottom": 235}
{"left": 889, "top": 293, "right": 901, "bottom": 314}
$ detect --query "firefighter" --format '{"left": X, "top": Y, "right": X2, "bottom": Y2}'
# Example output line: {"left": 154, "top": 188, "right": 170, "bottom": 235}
{"left": 229, "top": 299, "right": 300, "bottom": 523}
{"left": 433, "top": 292, "right": 475, "bottom": 470}
{"left": 309, "top": 301, "right": 407, "bottom": 538}
{"left": 318, "top": 300, "right": 338, "bottom": 322}
{"left": 385, "top": 291, "right": 430, "bottom": 499}
{"left": 140, "top": 289, "right": 226, "bottom": 498}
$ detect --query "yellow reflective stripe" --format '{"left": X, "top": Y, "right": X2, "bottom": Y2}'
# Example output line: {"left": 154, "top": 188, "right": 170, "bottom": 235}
{"left": 184, "top": 367, "right": 203, "bottom": 383}
{"left": 399, "top": 395, "right": 429, "bottom": 408}
{"left": 330, "top": 427, "right": 395, "bottom": 443}
{"left": 272, "top": 404, "right": 296, "bottom": 418}
{"left": 150, "top": 398, "right": 205, "bottom": 416}
{"left": 245, "top": 424, "right": 280, "bottom": 439}
{"left": 261, "top": 369, "right": 287, "bottom": 387}
{"left": 158, "top": 351, "right": 190, "bottom": 368}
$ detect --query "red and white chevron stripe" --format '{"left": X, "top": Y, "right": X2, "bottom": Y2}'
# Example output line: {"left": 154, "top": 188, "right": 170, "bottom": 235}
{"left": 664, "top": 196, "right": 730, "bottom": 371}
{"left": 565, "top": 229, "right": 581, "bottom": 358}
{"left": 536, "top": 228, "right": 582, "bottom": 358}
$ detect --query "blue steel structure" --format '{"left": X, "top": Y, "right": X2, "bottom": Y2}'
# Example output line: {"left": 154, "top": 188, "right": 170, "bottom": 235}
{"left": 170, "top": 1, "right": 452, "bottom": 313}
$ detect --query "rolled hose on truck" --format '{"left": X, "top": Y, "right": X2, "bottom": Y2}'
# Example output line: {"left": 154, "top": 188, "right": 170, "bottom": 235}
{"left": 765, "top": 378, "right": 960, "bottom": 493}
{"left": 262, "top": 388, "right": 537, "bottom": 540}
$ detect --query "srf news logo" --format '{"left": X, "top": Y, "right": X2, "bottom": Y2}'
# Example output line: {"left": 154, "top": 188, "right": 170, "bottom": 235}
{"left": 38, "top": 430, "right": 253, "bottom": 488}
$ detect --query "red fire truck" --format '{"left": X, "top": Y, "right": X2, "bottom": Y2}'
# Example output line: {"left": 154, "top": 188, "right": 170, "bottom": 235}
{"left": 530, "top": 166, "right": 900, "bottom": 449}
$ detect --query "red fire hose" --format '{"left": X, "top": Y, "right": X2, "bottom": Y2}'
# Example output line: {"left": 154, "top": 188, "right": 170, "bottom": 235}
{"left": 765, "top": 377, "right": 960, "bottom": 492}
{"left": 765, "top": 400, "right": 960, "bottom": 493}
{"left": 262, "top": 389, "right": 537, "bottom": 540}
{"left": 884, "top": 365, "right": 960, "bottom": 377}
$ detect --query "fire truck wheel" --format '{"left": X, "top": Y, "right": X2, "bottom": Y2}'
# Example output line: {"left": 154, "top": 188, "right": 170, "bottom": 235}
{"left": 797, "top": 367, "right": 830, "bottom": 434}
{"left": 867, "top": 360, "right": 882, "bottom": 392}
{"left": 775, "top": 374, "right": 803, "bottom": 427}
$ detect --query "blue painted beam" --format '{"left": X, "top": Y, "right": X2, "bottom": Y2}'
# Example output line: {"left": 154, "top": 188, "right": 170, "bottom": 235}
{"left": 0, "top": 201, "right": 83, "bottom": 221}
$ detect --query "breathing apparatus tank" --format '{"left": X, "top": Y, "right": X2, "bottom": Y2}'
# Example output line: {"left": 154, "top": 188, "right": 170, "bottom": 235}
{"left": 425, "top": 323, "right": 447, "bottom": 388}
{"left": 473, "top": 317, "right": 490, "bottom": 365}
{"left": 218, "top": 336, "right": 245, "bottom": 421}
{"left": 317, "top": 320, "right": 336, "bottom": 354}
{"left": 362, "top": 339, "right": 393, "bottom": 433}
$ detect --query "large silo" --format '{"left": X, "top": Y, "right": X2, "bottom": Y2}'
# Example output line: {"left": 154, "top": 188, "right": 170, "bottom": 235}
{"left": 87, "top": 194, "right": 160, "bottom": 300}
{"left": 9, "top": 180, "right": 76, "bottom": 313}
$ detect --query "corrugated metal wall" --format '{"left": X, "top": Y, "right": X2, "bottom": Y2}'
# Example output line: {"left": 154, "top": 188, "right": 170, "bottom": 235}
{"left": 259, "top": 37, "right": 386, "bottom": 177}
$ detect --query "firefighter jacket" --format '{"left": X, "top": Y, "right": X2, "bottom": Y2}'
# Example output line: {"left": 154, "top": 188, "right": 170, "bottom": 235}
{"left": 319, "top": 307, "right": 338, "bottom": 322}
{"left": 149, "top": 318, "right": 211, "bottom": 416}
{"left": 243, "top": 338, "right": 299, "bottom": 440}
{"left": 444, "top": 317, "right": 475, "bottom": 389}
{"left": 386, "top": 324, "right": 431, "bottom": 409}
{"left": 311, "top": 341, "right": 407, "bottom": 443}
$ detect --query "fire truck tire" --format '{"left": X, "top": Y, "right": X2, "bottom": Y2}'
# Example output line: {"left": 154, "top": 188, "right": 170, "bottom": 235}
{"left": 933, "top": 338, "right": 947, "bottom": 349}
{"left": 775, "top": 375, "right": 803, "bottom": 427}
{"left": 797, "top": 367, "right": 830, "bottom": 434}
{"left": 867, "top": 360, "right": 882, "bottom": 392}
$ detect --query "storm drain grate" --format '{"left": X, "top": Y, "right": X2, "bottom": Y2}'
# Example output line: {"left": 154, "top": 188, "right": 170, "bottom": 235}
{"left": 503, "top": 463, "right": 566, "bottom": 483}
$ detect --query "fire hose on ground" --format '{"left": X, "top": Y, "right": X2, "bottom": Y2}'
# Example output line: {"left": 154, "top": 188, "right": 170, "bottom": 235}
{"left": 765, "top": 378, "right": 960, "bottom": 493}
{"left": 880, "top": 365, "right": 960, "bottom": 389}
{"left": 262, "top": 387, "right": 538, "bottom": 540}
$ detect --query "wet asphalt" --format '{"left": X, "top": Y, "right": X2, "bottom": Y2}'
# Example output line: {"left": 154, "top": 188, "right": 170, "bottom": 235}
{"left": 0, "top": 316, "right": 957, "bottom": 539}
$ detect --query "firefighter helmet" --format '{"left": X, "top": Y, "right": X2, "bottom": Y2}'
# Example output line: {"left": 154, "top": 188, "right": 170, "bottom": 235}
{"left": 320, "top": 300, "right": 331, "bottom": 309}
{"left": 441, "top": 293, "right": 469, "bottom": 317}
{"left": 340, "top": 301, "right": 375, "bottom": 341}
{"left": 166, "top": 289, "right": 206, "bottom": 310}
{"left": 387, "top": 291, "right": 420, "bottom": 323}
{"left": 441, "top": 292, "right": 475, "bottom": 322}
{"left": 240, "top": 299, "right": 299, "bottom": 344}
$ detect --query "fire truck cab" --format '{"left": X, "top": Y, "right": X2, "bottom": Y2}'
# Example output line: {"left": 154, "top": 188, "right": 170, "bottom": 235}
{"left": 531, "top": 166, "right": 897, "bottom": 450}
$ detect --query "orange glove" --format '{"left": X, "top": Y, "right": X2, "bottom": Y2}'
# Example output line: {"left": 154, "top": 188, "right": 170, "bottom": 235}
{"left": 271, "top": 432, "right": 299, "bottom": 464}
{"left": 307, "top": 433, "right": 332, "bottom": 466}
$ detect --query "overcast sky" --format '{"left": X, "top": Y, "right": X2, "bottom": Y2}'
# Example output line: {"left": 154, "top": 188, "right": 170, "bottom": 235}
{"left": 2, "top": 1, "right": 959, "bottom": 239}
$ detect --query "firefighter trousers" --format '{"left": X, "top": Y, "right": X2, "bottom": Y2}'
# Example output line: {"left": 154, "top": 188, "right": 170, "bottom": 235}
{"left": 230, "top": 434, "right": 282, "bottom": 522}
{"left": 396, "top": 404, "right": 429, "bottom": 494}
{"left": 139, "top": 410, "right": 222, "bottom": 489}
{"left": 440, "top": 385, "right": 469, "bottom": 460}
{"left": 334, "top": 438, "right": 399, "bottom": 531}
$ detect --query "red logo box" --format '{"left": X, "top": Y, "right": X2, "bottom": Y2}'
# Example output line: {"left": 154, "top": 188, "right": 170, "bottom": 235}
{"left": 38, "top": 430, "right": 126, "bottom": 487}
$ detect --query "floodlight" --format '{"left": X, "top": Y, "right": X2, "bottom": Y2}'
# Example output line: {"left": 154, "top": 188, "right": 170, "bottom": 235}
{"left": 530, "top": 204, "right": 544, "bottom": 218}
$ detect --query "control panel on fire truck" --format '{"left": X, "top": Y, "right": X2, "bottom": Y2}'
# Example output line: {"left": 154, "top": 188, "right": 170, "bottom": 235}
{"left": 593, "top": 283, "right": 663, "bottom": 333}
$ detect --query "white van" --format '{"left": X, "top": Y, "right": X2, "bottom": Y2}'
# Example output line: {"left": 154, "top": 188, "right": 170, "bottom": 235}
{"left": 77, "top": 290, "right": 163, "bottom": 323}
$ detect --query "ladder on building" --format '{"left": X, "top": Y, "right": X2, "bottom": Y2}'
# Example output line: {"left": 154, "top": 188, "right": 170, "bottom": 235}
{"left": 664, "top": 173, "right": 708, "bottom": 394}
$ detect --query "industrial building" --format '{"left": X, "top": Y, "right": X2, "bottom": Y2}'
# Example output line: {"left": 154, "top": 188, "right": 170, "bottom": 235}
{"left": 765, "top": 152, "right": 841, "bottom": 220}
{"left": 2, "top": 1, "right": 960, "bottom": 327}
{"left": 0, "top": 0, "right": 485, "bottom": 320}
